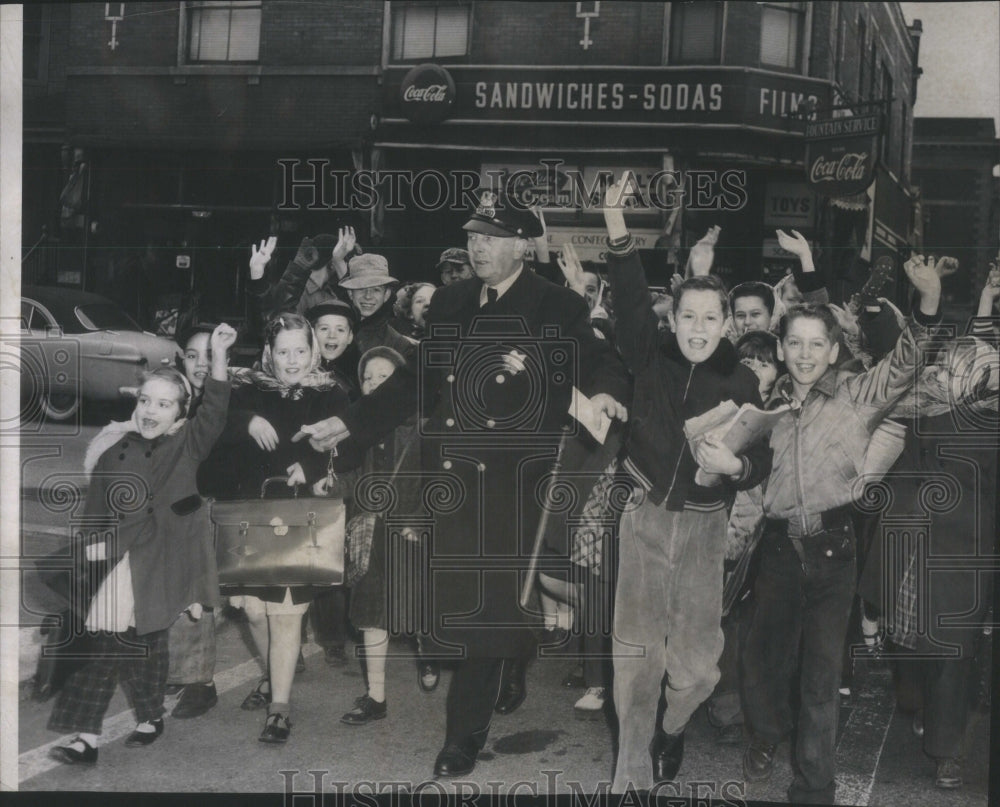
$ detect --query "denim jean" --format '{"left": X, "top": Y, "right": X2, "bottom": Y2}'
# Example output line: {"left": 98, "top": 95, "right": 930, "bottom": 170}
{"left": 166, "top": 609, "right": 216, "bottom": 685}
{"left": 742, "top": 523, "right": 856, "bottom": 800}
{"left": 707, "top": 610, "right": 746, "bottom": 727}
{"left": 612, "top": 494, "right": 727, "bottom": 792}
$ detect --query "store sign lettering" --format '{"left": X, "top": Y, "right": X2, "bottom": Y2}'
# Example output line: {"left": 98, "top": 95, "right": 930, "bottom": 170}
{"left": 804, "top": 113, "right": 881, "bottom": 196}
{"left": 399, "top": 64, "right": 456, "bottom": 124}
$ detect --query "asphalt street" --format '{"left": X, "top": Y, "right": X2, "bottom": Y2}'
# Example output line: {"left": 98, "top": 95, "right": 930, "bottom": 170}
{"left": 9, "top": 421, "right": 995, "bottom": 803}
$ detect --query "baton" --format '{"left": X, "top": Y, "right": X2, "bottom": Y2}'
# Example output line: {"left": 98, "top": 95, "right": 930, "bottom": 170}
{"left": 520, "top": 428, "right": 570, "bottom": 609}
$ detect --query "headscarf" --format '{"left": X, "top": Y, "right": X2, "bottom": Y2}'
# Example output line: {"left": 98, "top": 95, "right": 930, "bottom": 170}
{"left": 230, "top": 321, "right": 341, "bottom": 398}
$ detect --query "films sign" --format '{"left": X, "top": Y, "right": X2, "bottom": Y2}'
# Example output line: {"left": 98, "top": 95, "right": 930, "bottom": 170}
{"left": 804, "top": 113, "right": 881, "bottom": 196}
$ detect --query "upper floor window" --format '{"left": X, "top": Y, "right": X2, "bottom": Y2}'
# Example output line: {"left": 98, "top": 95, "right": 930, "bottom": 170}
{"left": 759, "top": 2, "right": 805, "bottom": 71}
{"left": 187, "top": 1, "right": 261, "bottom": 63}
{"left": 669, "top": 1, "right": 724, "bottom": 65}
{"left": 856, "top": 15, "right": 867, "bottom": 98}
{"left": 23, "top": 4, "right": 47, "bottom": 82}
{"left": 391, "top": 2, "right": 470, "bottom": 60}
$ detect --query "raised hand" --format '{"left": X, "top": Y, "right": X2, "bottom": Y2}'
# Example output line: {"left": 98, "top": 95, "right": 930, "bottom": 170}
{"left": 557, "top": 242, "right": 588, "bottom": 297}
{"left": 931, "top": 255, "right": 959, "bottom": 278}
{"left": 902, "top": 254, "right": 942, "bottom": 315}
{"left": 248, "top": 415, "right": 279, "bottom": 452}
{"left": 210, "top": 323, "right": 237, "bottom": 380}
{"left": 976, "top": 262, "right": 1000, "bottom": 315}
{"left": 775, "top": 229, "right": 815, "bottom": 272}
{"left": 333, "top": 226, "right": 357, "bottom": 260}
{"left": 249, "top": 236, "right": 277, "bottom": 280}
{"left": 602, "top": 173, "right": 635, "bottom": 241}
{"left": 686, "top": 225, "right": 721, "bottom": 277}
{"left": 827, "top": 302, "right": 860, "bottom": 339}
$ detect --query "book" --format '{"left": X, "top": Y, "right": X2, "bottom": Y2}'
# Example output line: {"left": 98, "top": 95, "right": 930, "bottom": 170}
{"left": 684, "top": 399, "right": 791, "bottom": 456}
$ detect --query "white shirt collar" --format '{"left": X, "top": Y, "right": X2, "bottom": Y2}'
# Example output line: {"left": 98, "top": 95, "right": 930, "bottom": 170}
{"left": 479, "top": 265, "right": 524, "bottom": 307}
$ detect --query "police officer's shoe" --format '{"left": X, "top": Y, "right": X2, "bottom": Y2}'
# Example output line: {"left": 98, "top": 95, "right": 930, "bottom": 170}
{"left": 171, "top": 682, "right": 218, "bottom": 719}
{"left": 433, "top": 740, "right": 478, "bottom": 777}
{"left": 494, "top": 659, "right": 527, "bottom": 714}
{"left": 650, "top": 729, "right": 685, "bottom": 782}
{"left": 743, "top": 737, "right": 778, "bottom": 782}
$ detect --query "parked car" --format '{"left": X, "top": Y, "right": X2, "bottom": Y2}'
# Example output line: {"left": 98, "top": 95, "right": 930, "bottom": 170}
{"left": 20, "top": 285, "right": 179, "bottom": 421}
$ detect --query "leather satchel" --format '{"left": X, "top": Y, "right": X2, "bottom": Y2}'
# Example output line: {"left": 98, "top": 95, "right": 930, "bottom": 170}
{"left": 211, "top": 477, "right": 346, "bottom": 588}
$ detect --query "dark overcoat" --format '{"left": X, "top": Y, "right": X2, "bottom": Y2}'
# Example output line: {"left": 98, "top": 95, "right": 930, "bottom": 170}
{"left": 83, "top": 377, "right": 230, "bottom": 635}
{"left": 341, "top": 267, "right": 629, "bottom": 657}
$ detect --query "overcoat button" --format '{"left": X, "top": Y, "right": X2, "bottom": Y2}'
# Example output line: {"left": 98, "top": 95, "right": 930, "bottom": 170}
{"left": 119, "top": 453, "right": 126, "bottom": 460}
{"left": 443, "top": 461, "right": 453, "bottom": 469}
{"left": 478, "top": 463, "right": 486, "bottom": 471}
{"left": 145, "top": 451, "right": 152, "bottom": 458}
{"left": 446, "top": 374, "right": 455, "bottom": 383}
{"left": 446, "top": 418, "right": 455, "bottom": 427}
{"left": 147, "top": 507, "right": 154, "bottom": 514}
{"left": 825, "top": 549, "right": 833, "bottom": 557}
{"left": 486, "top": 419, "right": 496, "bottom": 428}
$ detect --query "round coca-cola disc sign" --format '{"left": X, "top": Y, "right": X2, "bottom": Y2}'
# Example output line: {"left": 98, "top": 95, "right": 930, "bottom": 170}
{"left": 399, "top": 64, "right": 456, "bottom": 124}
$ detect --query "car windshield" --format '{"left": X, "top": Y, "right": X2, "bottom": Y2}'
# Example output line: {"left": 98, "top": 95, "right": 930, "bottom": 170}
{"left": 75, "top": 303, "right": 142, "bottom": 332}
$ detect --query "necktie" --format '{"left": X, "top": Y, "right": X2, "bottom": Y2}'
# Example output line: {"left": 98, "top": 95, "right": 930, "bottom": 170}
{"left": 485, "top": 287, "right": 498, "bottom": 307}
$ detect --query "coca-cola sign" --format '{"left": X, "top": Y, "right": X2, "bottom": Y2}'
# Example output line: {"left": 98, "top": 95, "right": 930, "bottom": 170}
{"left": 804, "top": 113, "right": 880, "bottom": 196}
{"left": 399, "top": 64, "right": 456, "bottom": 124}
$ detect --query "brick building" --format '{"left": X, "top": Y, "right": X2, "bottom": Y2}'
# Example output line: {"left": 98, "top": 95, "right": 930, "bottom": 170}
{"left": 376, "top": 1, "right": 923, "bottom": 297}
{"left": 23, "top": 2, "right": 923, "bottom": 317}
{"left": 911, "top": 118, "right": 1000, "bottom": 307}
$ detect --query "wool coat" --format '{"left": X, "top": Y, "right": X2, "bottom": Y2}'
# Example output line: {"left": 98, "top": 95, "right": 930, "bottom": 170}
{"left": 83, "top": 377, "right": 230, "bottom": 636}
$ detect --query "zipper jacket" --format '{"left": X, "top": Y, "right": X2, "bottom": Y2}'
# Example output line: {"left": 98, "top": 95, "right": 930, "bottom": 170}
{"left": 763, "top": 307, "right": 941, "bottom": 533}
{"left": 606, "top": 234, "right": 771, "bottom": 510}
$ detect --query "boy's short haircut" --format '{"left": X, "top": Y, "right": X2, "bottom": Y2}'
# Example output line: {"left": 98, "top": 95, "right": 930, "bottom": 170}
{"left": 735, "top": 329, "right": 779, "bottom": 366}
{"left": 730, "top": 281, "right": 776, "bottom": 315}
{"left": 673, "top": 275, "right": 730, "bottom": 317}
{"left": 778, "top": 304, "right": 842, "bottom": 344}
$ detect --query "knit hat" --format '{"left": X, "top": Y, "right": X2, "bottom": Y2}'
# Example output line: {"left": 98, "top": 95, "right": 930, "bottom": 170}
{"left": 340, "top": 254, "right": 398, "bottom": 289}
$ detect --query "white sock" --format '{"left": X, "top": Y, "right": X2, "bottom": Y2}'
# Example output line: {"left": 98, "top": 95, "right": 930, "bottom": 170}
{"left": 134, "top": 720, "right": 158, "bottom": 734}
{"left": 364, "top": 629, "right": 388, "bottom": 703}
{"left": 70, "top": 732, "right": 99, "bottom": 750}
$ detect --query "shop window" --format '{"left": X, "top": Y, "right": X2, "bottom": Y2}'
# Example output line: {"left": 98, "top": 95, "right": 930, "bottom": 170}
{"left": 669, "top": 2, "right": 724, "bottom": 65}
{"left": 759, "top": 2, "right": 804, "bottom": 71}
{"left": 23, "top": 4, "right": 47, "bottom": 82}
{"left": 187, "top": 1, "right": 261, "bottom": 63}
{"left": 391, "top": 2, "right": 470, "bottom": 61}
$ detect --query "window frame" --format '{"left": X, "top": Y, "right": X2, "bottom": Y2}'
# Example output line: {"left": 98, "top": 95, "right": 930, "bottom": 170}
{"left": 182, "top": 0, "right": 263, "bottom": 65}
{"left": 22, "top": 3, "right": 49, "bottom": 84}
{"left": 389, "top": 1, "right": 473, "bottom": 63}
{"left": 667, "top": 1, "right": 726, "bottom": 66}
{"left": 758, "top": 1, "right": 807, "bottom": 73}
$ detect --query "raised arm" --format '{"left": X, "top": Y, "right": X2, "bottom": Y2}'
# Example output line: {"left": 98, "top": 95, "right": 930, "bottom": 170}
{"left": 602, "top": 173, "right": 661, "bottom": 374}
{"left": 184, "top": 323, "right": 236, "bottom": 460}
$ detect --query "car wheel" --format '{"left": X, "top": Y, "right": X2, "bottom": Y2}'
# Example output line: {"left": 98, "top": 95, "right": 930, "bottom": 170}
{"left": 40, "top": 391, "right": 80, "bottom": 422}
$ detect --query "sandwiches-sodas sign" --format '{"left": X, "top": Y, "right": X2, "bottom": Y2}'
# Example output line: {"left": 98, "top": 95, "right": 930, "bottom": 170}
{"left": 804, "top": 113, "right": 880, "bottom": 196}
{"left": 400, "top": 64, "right": 456, "bottom": 124}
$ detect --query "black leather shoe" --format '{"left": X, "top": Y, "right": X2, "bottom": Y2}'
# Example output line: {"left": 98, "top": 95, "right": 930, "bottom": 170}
{"left": 716, "top": 723, "right": 744, "bottom": 746}
{"left": 259, "top": 712, "right": 291, "bottom": 744}
{"left": 164, "top": 683, "right": 184, "bottom": 696}
{"left": 324, "top": 645, "right": 348, "bottom": 667}
{"left": 418, "top": 661, "right": 440, "bottom": 693}
{"left": 743, "top": 737, "right": 778, "bottom": 782}
{"left": 171, "top": 682, "right": 218, "bottom": 719}
{"left": 341, "top": 695, "right": 387, "bottom": 725}
{"left": 49, "top": 738, "right": 98, "bottom": 765}
{"left": 240, "top": 677, "right": 271, "bottom": 711}
{"left": 562, "top": 665, "right": 586, "bottom": 689}
{"left": 494, "top": 660, "right": 527, "bottom": 714}
{"left": 650, "top": 729, "right": 684, "bottom": 782}
{"left": 124, "top": 719, "right": 164, "bottom": 747}
{"left": 433, "top": 741, "right": 478, "bottom": 777}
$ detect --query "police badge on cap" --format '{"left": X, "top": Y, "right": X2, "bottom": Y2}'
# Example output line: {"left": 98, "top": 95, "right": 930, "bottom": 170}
{"left": 462, "top": 190, "right": 544, "bottom": 239}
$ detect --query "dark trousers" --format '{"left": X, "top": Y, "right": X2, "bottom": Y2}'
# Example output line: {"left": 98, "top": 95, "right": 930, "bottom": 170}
{"left": 48, "top": 628, "right": 168, "bottom": 735}
{"left": 708, "top": 606, "right": 748, "bottom": 727}
{"left": 445, "top": 657, "right": 505, "bottom": 749}
{"left": 895, "top": 655, "right": 978, "bottom": 760}
{"left": 309, "top": 587, "right": 348, "bottom": 648}
{"left": 742, "top": 527, "right": 855, "bottom": 800}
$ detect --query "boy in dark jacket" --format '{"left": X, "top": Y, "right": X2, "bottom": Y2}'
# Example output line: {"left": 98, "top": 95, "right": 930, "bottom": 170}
{"left": 602, "top": 176, "right": 771, "bottom": 792}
